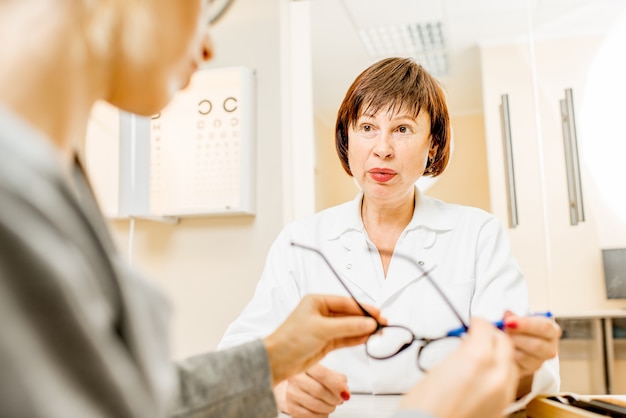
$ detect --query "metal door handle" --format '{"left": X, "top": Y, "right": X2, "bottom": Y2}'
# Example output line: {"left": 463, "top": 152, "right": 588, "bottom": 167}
{"left": 560, "top": 88, "right": 585, "bottom": 225}
{"left": 500, "top": 94, "right": 519, "bottom": 228}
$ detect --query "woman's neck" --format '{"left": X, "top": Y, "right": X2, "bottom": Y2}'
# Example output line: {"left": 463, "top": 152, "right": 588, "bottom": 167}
{"left": 361, "top": 189, "right": 417, "bottom": 277}
{"left": 0, "top": 2, "right": 102, "bottom": 165}
{"left": 361, "top": 189, "right": 416, "bottom": 231}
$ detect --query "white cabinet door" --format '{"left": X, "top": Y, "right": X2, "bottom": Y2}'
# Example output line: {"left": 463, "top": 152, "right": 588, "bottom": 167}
{"left": 481, "top": 1, "right": 626, "bottom": 314}
{"left": 533, "top": 35, "right": 618, "bottom": 313}
{"left": 480, "top": 41, "right": 551, "bottom": 311}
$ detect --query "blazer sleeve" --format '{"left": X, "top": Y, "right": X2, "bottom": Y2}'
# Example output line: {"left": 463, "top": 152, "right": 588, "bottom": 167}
{"left": 171, "top": 339, "right": 278, "bottom": 418}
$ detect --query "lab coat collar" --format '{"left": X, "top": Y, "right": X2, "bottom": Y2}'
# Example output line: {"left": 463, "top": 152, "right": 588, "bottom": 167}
{"left": 326, "top": 193, "right": 366, "bottom": 241}
{"left": 331, "top": 239, "right": 439, "bottom": 307}
{"left": 406, "top": 187, "right": 456, "bottom": 232}
{"left": 326, "top": 186, "right": 456, "bottom": 242}
{"left": 323, "top": 187, "right": 455, "bottom": 304}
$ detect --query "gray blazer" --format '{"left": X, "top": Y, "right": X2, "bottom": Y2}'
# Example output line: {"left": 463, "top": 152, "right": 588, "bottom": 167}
{"left": 0, "top": 107, "right": 276, "bottom": 418}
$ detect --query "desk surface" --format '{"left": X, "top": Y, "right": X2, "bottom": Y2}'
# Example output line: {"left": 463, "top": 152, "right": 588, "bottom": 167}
{"left": 276, "top": 394, "right": 626, "bottom": 417}
{"left": 277, "top": 395, "right": 400, "bottom": 417}
{"left": 555, "top": 309, "right": 626, "bottom": 319}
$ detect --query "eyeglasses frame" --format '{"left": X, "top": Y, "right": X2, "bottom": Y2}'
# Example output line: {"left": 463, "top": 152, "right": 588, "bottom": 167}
{"left": 290, "top": 241, "right": 470, "bottom": 372}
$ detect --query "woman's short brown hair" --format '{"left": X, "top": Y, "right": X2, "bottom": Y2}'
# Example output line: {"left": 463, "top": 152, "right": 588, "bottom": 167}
{"left": 335, "top": 57, "right": 450, "bottom": 177}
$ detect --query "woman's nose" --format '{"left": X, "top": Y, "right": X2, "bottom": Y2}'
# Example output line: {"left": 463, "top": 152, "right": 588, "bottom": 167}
{"left": 373, "top": 133, "right": 393, "bottom": 158}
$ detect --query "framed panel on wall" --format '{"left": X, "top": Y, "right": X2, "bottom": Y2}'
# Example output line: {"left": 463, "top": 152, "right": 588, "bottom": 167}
{"left": 86, "top": 66, "right": 256, "bottom": 219}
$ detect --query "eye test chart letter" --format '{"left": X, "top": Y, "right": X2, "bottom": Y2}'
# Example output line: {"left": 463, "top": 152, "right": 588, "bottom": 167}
{"left": 86, "top": 66, "right": 256, "bottom": 219}
{"left": 151, "top": 66, "right": 256, "bottom": 217}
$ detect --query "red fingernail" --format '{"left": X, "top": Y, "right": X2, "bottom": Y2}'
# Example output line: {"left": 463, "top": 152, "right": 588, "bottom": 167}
{"left": 341, "top": 391, "right": 350, "bottom": 401}
{"left": 505, "top": 321, "right": 518, "bottom": 329}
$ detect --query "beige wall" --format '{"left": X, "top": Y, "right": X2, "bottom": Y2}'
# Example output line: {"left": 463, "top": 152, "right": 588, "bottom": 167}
{"left": 427, "top": 113, "right": 491, "bottom": 211}
{"left": 103, "top": 0, "right": 287, "bottom": 359}
{"left": 315, "top": 112, "right": 491, "bottom": 212}
{"left": 314, "top": 117, "right": 359, "bottom": 211}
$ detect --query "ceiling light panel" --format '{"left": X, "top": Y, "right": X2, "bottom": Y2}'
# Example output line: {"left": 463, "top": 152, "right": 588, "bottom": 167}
{"left": 342, "top": 0, "right": 449, "bottom": 76}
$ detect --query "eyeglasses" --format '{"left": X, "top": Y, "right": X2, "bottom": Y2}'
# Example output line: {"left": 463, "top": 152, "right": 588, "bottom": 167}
{"left": 290, "top": 241, "right": 470, "bottom": 372}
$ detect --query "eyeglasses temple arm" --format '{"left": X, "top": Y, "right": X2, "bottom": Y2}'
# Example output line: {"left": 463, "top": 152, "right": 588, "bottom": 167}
{"left": 379, "top": 250, "right": 470, "bottom": 330}
{"left": 290, "top": 241, "right": 378, "bottom": 321}
{"left": 448, "top": 312, "right": 554, "bottom": 337}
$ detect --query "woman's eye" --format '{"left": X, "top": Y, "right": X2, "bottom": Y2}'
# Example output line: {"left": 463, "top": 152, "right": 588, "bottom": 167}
{"left": 362, "top": 124, "right": 372, "bottom": 132}
{"left": 397, "top": 126, "right": 410, "bottom": 134}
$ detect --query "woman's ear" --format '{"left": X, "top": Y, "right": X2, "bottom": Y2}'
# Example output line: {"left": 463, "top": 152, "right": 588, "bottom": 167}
{"left": 429, "top": 138, "right": 439, "bottom": 161}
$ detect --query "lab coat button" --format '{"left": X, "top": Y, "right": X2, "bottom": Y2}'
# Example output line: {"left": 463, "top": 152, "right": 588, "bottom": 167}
{"left": 418, "top": 260, "right": 425, "bottom": 266}
{"left": 346, "top": 264, "right": 352, "bottom": 269}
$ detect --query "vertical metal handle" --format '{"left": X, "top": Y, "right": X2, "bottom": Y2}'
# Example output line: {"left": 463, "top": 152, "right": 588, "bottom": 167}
{"left": 500, "top": 94, "right": 519, "bottom": 228}
{"left": 560, "top": 88, "right": 585, "bottom": 225}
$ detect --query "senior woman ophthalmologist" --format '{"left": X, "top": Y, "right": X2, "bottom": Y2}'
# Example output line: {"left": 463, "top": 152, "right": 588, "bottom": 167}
{"left": 219, "top": 57, "right": 560, "bottom": 417}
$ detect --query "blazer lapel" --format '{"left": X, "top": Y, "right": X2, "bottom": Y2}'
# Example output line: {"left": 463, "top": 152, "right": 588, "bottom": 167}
{"left": 71, "top": 159, "right": 176, "bottom": 409}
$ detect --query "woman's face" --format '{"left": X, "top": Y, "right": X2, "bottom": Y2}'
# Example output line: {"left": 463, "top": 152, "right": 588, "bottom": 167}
{"left": 347, "top": 107, "right": 433, "bottom": 204}
{"left": 106, "top": 0, "right": 213, "bottom": 116}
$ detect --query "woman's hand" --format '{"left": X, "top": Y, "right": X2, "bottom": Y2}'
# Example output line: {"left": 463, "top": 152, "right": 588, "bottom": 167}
{"left": 263, "top": 294, "right": 382, "bottom": 386}
{"left": 503, "top": 312, "right": 562, "bottom": 397}
{"left": 275, "top": 364, "right": 349, "bottom": 418}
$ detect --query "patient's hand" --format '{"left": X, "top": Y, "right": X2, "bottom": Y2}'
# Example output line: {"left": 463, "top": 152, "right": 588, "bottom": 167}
{"left": 398, "top": 318, "right": 519, "bottom": 418}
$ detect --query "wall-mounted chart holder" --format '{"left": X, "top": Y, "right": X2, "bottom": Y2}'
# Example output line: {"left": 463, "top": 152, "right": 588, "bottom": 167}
{"left": 86, "top": 66, "right": 256, "bottom": 220}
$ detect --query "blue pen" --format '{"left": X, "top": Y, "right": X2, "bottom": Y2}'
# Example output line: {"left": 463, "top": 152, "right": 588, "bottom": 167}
{"left": 446, "top": 311, "right": 553, "bottom": 337}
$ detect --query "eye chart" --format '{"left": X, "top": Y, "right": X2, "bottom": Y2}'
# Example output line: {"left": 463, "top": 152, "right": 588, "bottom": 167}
{"left": 150, "top": 66, "right": 256, "bottom": 217}
{"left": 86, "top": 67, "right": 255, "bottom": 219}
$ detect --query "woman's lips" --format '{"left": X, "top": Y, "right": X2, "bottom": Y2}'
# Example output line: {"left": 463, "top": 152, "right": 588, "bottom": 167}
{"left": 369, "top": 168, "right": 397, "bottom": 183}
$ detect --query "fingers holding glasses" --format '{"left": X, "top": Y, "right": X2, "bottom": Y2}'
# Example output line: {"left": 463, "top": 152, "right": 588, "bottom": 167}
{"left": 457, "top": 318, "right": 519, "bottom": 417}
{"left": 466, "top": 318, "right": 516, "bottom": 375}
{"left": 399, "top": 318, "right": 518, "bottom": 418}
{"left": 320, "top": 294, "right": 384, "bottom": 322}
{"left": 313, "top": 295, "right": 385, "bottom": 349}
{"left": 263, "top": 294, "right": 382, "bottom": 386}
{"left": 503, "top": 312, "right": 561, "bottom": 377}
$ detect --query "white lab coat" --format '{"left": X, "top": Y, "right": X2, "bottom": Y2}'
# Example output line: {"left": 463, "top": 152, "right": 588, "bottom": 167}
{"left": 219, "top": 189, "right": 559, "bottom": 409}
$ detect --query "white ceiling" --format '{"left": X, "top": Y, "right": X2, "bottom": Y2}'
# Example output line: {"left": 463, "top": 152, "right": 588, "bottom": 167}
{"left": 310, "top": 0, "right": 626, "bottom": 128}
